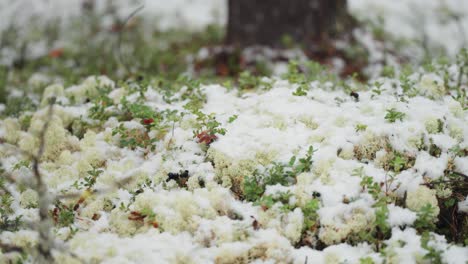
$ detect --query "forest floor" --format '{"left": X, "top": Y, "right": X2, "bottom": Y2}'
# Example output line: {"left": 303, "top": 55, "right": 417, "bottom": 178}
{"left": 0, "top": 1, "right": 467, "bottom": 263}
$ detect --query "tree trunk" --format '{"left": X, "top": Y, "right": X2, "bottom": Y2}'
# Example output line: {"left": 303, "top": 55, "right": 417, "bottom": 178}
{"left": 226, "top": 0, "right": 354, "bottom": 48}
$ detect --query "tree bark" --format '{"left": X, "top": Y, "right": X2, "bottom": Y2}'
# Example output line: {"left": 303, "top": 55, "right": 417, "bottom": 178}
{"left": 226, "top": 0, "right": 354, "bottom": 48}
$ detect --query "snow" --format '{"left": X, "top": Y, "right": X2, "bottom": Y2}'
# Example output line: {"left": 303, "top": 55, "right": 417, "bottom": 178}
{"left": 2, "top": 66, "right": 467, "bottom": 262}
{"left": 387, "top": 204, "right": 417, "bottom": 227}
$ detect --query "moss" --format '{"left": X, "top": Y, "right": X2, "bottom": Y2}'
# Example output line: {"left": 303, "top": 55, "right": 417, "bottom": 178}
{"left": 40, "top": 84, "right": 64, "bottom": 106}
{"left": 448, "top": 123, "right": 464, "bottom": 141}
{"left": 416, "top": 74, "right": 447, "bottom": 100}
{"left": 3, "top": 118, "right": 21, "bottom": 144}
{"left": 406, "top": 186, "right": 440, "bottom": 218}
{"left": 375, "top": 150, "right": 415, "bottom": 172}
{"left": 255, "top": 150, "right": 278, "bottom": 166}
{"left": 319, "top": 207, "right": 376, "bottom": 246}
{"left": 424, "top": 118, "right": 444, "bottom": 134}
{"left": 109, "top": 208, "right": 141, "bottom": 236}
{"left": 208, "top": 148, "right": 258, "bottom": 196}
{"left": 298, "top": 115, "right": 319, "bottom": 129}
{"left": 354, "top": 133, "right": 389, "bottom": 161}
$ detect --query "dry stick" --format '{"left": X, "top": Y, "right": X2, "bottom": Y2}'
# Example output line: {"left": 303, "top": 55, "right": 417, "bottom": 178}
{"left": 115, "top": 4, "right": 145, "bottom": 75}
{"left": 33, "top": 99, "right": 55, "bottom": 264}
{"left": 0, "top": 242, "right": 24, "bottom": 254}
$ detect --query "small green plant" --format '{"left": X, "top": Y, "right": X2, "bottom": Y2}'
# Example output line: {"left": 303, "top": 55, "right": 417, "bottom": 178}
{"left": 359, "top": 257, "right": 375, "bottom": 264}
{"left": 228, "top": 114, "right": 238, "bottom": 123}
{"left": 292, "top": 86, "right": 308, "bottom": 96}
{"left": 371, "top": 81, "right": 384, "bottom": 97}
{"left": 290, "top": 146, "right": 316, "bottom": 175}
{"left": 238, "top": 71, "right": 259, "bottom": 90}
{"left": 112, "top": 124, "right": 157, "bottom": 150}
{"left": 302, "top": 198, "right": 320, "bottom": 230}
{"left": 122, "top": 101, "right": 158, "bottom": 122}
{"left": 283, "top": 60, "right": 312, "bottom": 96}
{"left": 2, "top": 96, "right": 36, "bottom": 118}
{"left": 414, "top": 204, "right": 437, "bottom": 231}
{"left": 243, "top": 175, "right": 265, "bottom": 202}
{"left": 385, "top": 108, "right": 406, "bottom": 123}
{"left": 82, "top": 167, "right": 103, "bottom": 189}
{"left": 243, "top": 146, "right": 316, "bottom": 202}
{"left": 355, "top": 123, "right": 368, "bottom": 132}
{"left": 53, "top": 204, "right": 75, "bottom": 228}
{"left": 0, "top": 176, "right": 23, "bottom": 231}
{"left": 192, "top": 110, "right": 226, "bottom": 145}
{"left": 353, "top": 167, "right": 393, "bottom": 249}
{"left": 12, "top": 160, "right": 30, "bottom": 171}
{"left": 87, "top": 81, "right": 115, "bottom": 121}
{"left": 389, "top": 152, "right": 407, "bottom": 173}
{"left": 420, "top": 232, "right": 443, "bottom": 264}
{"left": 255, "top": 192, "right": 293, "bottom": 211}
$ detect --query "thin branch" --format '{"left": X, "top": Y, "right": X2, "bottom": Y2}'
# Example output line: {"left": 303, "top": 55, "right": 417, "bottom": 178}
{"left": 115, "top": 4, "right": 145, "bottom": 75}
{"left": 0, "top": 242, "right": 25, "bottom": 254}
{"left": 33, "top": 98, "right": 55, "bottom": 264}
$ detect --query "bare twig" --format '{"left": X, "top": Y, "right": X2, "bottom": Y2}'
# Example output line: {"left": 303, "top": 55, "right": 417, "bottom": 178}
{"left": 115, "top": 4, "right": 144, "bottom": 75}
{"left": 33, "top": 98, "right": 55, "bottom": 264}
{"left": 0, "top": 242, "right": 25, "bottom": 254}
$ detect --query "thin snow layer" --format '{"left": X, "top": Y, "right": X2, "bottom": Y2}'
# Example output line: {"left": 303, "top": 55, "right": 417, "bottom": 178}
{"left": 349, "top": 0, "right": 468, "bottom": 57}
{"left": 1, "top": 74, "right": 467, "bottom": 262}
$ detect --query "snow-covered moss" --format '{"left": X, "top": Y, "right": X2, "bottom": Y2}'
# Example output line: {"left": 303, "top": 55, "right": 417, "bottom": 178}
{"left": 354, "top": 132, "right": 388, "bottom": 161}
{"left": 40, "top": 84, "right": 64, "bottom": 106}
{"left": 19, "top": 189, "right": 38, "bottom": 209}
{"left": 416, "top": 74, "right": 446, "bottom": 100}
{"left": 65, "top": 76, "right": 114, "bottom": 104}
{"left": 318, "top": 205, "right": 376, "bottom": 246}
{"left": 3, "top": 118, "right": 21, "bottom": 144}
{"left": 207, "top": 148, "right": 257, "bottom": 195}
{"left": 406, "top": 186, "right": 440, "bottom": 218}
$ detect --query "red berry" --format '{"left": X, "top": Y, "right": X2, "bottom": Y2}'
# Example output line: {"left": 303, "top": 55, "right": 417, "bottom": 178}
{"left": 143, "top": 118, "right": 154, "bottom": 125}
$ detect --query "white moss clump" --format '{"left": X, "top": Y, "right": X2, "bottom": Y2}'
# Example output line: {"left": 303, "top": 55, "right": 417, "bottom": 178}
{"left": 448, "top": 123, "right": 464, "bottom": 141}
{"left": 207, "top": 148, "right": 257, "bottom": 195}
{"left": 47, "top": 165, "right": 79, "bottom": 188}
{"left": 214, "top": 230, "right": 293, "bottom": 263}
{"left": 194, "top": 217, "right": 249, "bottom": 247}
{"left": 298, "top": 115, "right": 319, "bottom": 129}
{"left": 416, "top": 74, "right": 446, "bottom": 100}
{"left": 318, "top": 206, "right": 375, "bottom": 246}
{"left": 81, "top": 198, "right": 105, "bottom": 219}
{"left": 57, "top": 150, "right": 74, "bottom": 166}
{"left": 82, "top": 147, "right": 105, "bottom": 168}
{"left": 18, "top": 132, "right": 38, "bottom": 156}
{"left": 40, "top": 84, "right": 64, "bottom": 106}
{"left": 313, "top": 158, "right": 336, "bottom": 182}
{"left": 424, "top": 117, "right": 442, "bottom": 134}
{"left": 26, "top": 115, "right": 77, "bottom": 161}
{"left": 406, "top": 186, "right": 440, "bottom": 218}
{"left": 65, "top": 76, "right": 114, "bottom": 104}
{"left": 338, "top": 143, "right": 355, "bottom": 160}
{"left": 383, "top": 228, "right": 427, "bottom": 263}
{"left": 131, "top": 189, "right": 222, "bottom": 234}
{"left": 80, "top": 131, "right": 97, "bottom": 148}
{"left": 3, "top": 118, "right": 21, "bottom": 144}
{"left": 447, "top": 99, "right": 464, "bottom": 118}
{"left": 19, "top": 189, "right": 38, "bottom": 209}
{"left": 354, "top": 132, "right": 388, "bottom": 161}
{"left": 282, "top": 208, "right": 304, "bottom": 244}
{"left": 109, "top": 209, "right": 140, "bottom": 236}
{"left": 0, "top": 230, "right": 38, "bottom": 249}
